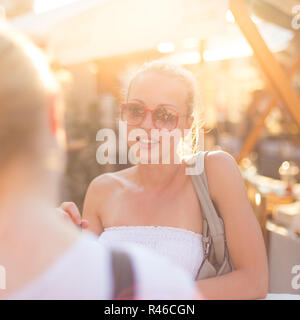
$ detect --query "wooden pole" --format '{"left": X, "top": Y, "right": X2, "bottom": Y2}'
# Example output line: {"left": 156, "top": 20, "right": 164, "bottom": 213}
{"left": 230, "top": 0, "right": 300, "bottom": 162}
{"left": 237, "top": 55, "right": 300, "bottom": 163}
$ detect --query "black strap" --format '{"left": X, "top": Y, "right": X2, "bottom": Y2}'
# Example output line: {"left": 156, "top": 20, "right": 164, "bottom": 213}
{"left": 111, "top": 249, "right": 135, "bottom": 300}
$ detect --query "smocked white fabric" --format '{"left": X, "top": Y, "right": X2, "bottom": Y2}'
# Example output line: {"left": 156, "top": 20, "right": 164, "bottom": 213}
{"left": 99, "top": 226, "right": 204, "bottom": 279}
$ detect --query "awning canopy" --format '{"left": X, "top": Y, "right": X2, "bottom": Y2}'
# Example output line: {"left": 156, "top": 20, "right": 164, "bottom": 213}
{"left": 9, "top": 0, "right": 294, "bottom": 65}
{"left": 11, "top": 0, "right": 229, "bottom": 64}
{"left": 10, "top": 0, "right": 109, "bottom": 43}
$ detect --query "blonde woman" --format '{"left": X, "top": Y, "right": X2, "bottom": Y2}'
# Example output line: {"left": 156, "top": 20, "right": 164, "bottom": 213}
{"left": 0, "top": 25, "right": 198, "bottom": 300}
{"left": 61, "top": 61, "right": 269, "bottom": 299}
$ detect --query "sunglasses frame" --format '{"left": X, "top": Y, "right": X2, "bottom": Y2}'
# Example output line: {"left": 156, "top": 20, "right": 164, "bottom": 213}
{"left": 120, "top": 102, "right": 182, "bottom": 130}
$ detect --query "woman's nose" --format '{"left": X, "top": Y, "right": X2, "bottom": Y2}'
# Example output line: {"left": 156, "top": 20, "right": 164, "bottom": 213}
{"left": 140, "top": 110, "right": 154, "bottom": 129}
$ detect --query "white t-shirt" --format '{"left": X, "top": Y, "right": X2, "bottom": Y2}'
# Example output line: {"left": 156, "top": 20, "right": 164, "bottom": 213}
{"left": 6, "top": 232, "right": 197, "bottom": 300}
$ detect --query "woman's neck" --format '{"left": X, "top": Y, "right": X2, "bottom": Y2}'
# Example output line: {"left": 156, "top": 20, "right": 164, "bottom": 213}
{"left": 0, "top": 165, "right": 57, "bottom": 239}
{"left": 0, "top": 189, "right": 50, "bottom": 237}
{"left": 0, "top": 186, "right": 79, "bottom": 298}
{"left": 136, "top": 162, "right": 188, "bottom": 192}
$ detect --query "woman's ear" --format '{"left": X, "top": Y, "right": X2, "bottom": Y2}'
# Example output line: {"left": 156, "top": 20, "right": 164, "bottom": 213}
{"left": 48, "top": 93, "right": 67, "bottom": 150}
{"left": 48, "top": 93, "right": 59, "bottom": 135}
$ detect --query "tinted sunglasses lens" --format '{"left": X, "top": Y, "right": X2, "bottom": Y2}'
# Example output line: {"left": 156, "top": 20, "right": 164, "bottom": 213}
{"left": 122, "top": 103, "right": 145, "bottom": 125}
{"left": 153, "top": 106, "right": 178, "bottom": 130}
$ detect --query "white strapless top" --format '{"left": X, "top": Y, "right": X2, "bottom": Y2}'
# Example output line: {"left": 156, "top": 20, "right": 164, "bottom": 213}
{"left": 98, "top": 226, "right": 204, "bottom": 279}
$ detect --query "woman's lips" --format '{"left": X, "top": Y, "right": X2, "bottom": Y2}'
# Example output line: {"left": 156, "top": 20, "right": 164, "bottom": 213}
{"left": 136, "top": 137, "right": 159, "bottom": 150}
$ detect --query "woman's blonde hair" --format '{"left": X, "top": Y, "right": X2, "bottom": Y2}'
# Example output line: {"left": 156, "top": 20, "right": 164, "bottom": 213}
{"left": 125, "top": 60, "right": 206, "bottom": 157}
{"left": 0, "top": 23, "right": 61, "bottom": 168}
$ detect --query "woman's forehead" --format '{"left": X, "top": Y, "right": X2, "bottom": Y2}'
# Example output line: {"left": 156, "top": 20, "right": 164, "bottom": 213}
{"left": 128, "top": 72, "right": 189, "bottom": 108}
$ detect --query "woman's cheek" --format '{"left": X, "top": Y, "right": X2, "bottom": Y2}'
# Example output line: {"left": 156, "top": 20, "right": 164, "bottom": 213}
{"left": 127, "top": 125, "right": 140, "bottom": 147}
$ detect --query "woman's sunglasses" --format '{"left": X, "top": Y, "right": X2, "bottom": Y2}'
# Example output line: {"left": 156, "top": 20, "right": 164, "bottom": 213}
{"left": 120, "top": 102, "right": 186, "bottom": 130}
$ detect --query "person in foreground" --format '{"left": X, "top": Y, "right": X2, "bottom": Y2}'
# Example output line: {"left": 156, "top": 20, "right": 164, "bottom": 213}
{"left": 0, "top": 24, "right": 198, "bottom": 300}
{"left": 61, "top": 62, "right": 269, "bottom": 299}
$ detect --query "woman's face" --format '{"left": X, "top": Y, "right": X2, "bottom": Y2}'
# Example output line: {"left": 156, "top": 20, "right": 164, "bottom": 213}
{"left": 125, "top": 71, "right": 193, "bottom": 164}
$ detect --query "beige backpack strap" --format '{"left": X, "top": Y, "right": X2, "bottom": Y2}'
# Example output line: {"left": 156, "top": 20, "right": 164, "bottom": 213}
{"left": 191, "top": 151, "right": 226, "bottom": 266}
{"left": 201, "top": 218, "right": 211, "bottom": 258}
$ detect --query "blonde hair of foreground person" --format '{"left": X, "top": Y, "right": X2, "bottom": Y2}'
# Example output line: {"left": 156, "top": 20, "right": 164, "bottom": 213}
{"left": 0, "top": 23, "right": 66, "bottom": 179}
{"left": 0, "top": 24, "right": 198, "bottom": 300}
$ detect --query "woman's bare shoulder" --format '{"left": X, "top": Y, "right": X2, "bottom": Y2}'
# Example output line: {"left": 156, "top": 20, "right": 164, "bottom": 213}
{"left": 205, "top": 150, "right": 237, "bottom": 170}
{"left": 87, "top": 166, "right": 138, "bottom": 195}
{"left": 204, "top": 150, "right": 241, "bottom": 199}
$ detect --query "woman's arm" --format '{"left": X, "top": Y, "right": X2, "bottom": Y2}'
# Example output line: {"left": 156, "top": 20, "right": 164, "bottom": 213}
{"left": 196, "top": 151, "right": 269, "bottom": 300}
{"left": 59, "top": 174, "right": 116, "bottom": 236}
{"left": 82, "top": 177, "right": 106, "bottom": 236}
